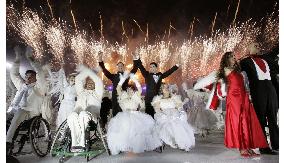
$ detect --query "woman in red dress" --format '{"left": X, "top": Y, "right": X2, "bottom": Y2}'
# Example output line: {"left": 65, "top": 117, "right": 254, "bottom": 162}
{"left": 217, "top": 52, "right": 268, "bottom": 157}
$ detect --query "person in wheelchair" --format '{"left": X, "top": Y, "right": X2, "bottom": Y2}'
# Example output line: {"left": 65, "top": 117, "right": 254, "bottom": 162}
{"left": 67, "top": 64, "right": 103, "bottom": 153}
{"left": 107, "top": 72, "right": 162, "bottom": 155}
{"left": 6, "top": 46, "right": 47, "bottom": 151}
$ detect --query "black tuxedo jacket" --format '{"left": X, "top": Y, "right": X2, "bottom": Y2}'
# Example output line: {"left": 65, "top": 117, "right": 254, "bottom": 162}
{"left": 136, "top": 59, "right": 178, "bottom": 103}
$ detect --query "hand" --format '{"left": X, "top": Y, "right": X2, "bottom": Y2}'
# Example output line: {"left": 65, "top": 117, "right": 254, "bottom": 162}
{"left": 132, "top": 50, "right": 140, "bottom": 60}
{"left": 98, "top": 51, "right": 103, "bottom": 62}
{"left": 25, "top": 46, "right": 34, "bottom": 59}
{"left": 14, "top": 45, "right": 21, "bottom": 55}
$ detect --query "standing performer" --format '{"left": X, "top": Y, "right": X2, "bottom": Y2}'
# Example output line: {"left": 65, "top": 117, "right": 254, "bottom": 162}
{"left": 107, "top": 73, "right": 162, "bottom": 155}
{"left": 98, "top": 51, "right": 138, "bottom": 117}
{"left": 152, "top": 83, "right": 195, "bottom": 151}
{"left": 240, "top": 43, "right": 278, "bottom": 154}
{"left": 48, "top": 66, "right": 77, "bottom": 128}
{"left": 67, "top": 65, "right": 103, "bottom": 152}
{"left": 217, "top": 52, "right": 268, "bottom": 157}
{"left": 135, "top": 53, "right": 179, "bottom": 118}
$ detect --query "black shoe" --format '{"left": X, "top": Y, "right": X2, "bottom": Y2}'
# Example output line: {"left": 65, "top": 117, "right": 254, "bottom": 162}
{"left": 6, "top": 142, "right": 13, "bottom": 154}
{"left": 154, "top": 146, "right": 163, "bottom": 153}
{"left": 259, "top": 148, "right": 278, "bottom": 155}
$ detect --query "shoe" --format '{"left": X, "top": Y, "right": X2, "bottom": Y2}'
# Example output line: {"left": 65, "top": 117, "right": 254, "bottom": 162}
{"left": 240, "top": 150, "right": 252, "bottom": 158}
{"left": 154, "top": 146, "right": 162, "bottom": 153}
{"left": 6, "top": 142, "right": 13, "bottom": 154}
{"left": 259, "top": 148, "right": 278, "bottom": 155}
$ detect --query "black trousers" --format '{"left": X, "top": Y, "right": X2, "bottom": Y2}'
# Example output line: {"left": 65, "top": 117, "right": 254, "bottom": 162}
{"left": 145, "top": 101, "right": 155, "bottom": 118}
{"left": 111, "top": 98, "right": 122, "bottom": 117}
{"left": 250, "top": 80, "right": 279, "bottom": 150}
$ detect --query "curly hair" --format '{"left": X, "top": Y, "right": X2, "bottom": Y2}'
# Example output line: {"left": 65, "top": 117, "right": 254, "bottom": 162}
{"left": 217, "top": 52, "right": 241, "bottom": 83}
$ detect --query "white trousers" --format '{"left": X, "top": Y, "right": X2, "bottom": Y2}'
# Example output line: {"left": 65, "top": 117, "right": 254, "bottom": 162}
{"left": 67, "top": 111, "right": 93, "bottom": 147}
{"left": 6, "top": 109, "right": 37, "bottom": 142}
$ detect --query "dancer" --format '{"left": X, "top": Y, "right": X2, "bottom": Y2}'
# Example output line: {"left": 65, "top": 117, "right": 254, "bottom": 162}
{"left": 182, "top": 84, "right": 218, "bottom": 136}
{"left": 217, "top": 52, "right": 268, "bottom": 157}
{"left": 98, "top": 51, "right": 138, "bottom": 117}
{"left": 240, "top": 43, "right": 278, "bottom": 154}
{"left": 47, "top": 65, "right": 77, "bottom": 128}
{"left": 67, "top": 65, "right": 103, "bottom": 152}
{"left": 152, "top": 83, "right": 195, "bottom": 151}
{"left": 107, "top": 73, "right": 162, "bottom": 155}
{"left": 135, "top": 53, "right": 179, "bottom": 118}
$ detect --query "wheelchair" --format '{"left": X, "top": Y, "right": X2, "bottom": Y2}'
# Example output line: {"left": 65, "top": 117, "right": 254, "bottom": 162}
{"left": 50, "top": 117, "right": 110, "bottom": 163}
{"left": 7, "top": 115, "right": 52, "bottom": 157}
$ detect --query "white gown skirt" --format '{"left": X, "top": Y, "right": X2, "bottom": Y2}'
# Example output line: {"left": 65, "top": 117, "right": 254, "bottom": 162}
{"left": 155, "top": 109, "right": 195, "bottom": 151}
{"left": 107, "top": 111, "right": 162, "bottom": 155}
{"left": 57, "top": 99, "right": 75, "bottom": 128}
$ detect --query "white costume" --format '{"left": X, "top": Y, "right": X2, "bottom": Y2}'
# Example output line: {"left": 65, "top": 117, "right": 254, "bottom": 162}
{"left": 51, "top": 68, "right": 77, "bottom": 127}
{"left": 107, "top": 73, "right": 162, "bottom": 155}
{"left": 152, "top": 94, "right": 195, "bottom": 151}
{"left": 67, "top": 65, "right": 103, "bottom": 149}
{"left": 7, "top": 55, "right": 46, "bottom": 143}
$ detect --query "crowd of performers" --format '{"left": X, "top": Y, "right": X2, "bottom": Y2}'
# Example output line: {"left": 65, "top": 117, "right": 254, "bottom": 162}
{"left": 6, "top": 42, "right": 278, "bottom": 157}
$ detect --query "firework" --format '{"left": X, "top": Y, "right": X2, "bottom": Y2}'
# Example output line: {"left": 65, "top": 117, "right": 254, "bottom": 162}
{"left": 45, "top": 20, "right": 66, "bottom": 63}
{"left": 70, "top": 31, "right": 88, "bottom": 64}
{"left": 16, "top": 8, "right": 45, "bottom": 60}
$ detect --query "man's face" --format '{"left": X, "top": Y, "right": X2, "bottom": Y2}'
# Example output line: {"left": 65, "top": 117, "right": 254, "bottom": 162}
{"left": 249, "top": 43, "right": 260, "bottom": 55}
{"left": 117, "top": 63, "right": 125, "bottom": 72}
{"left": 149, "top": 64, "right": 157, "bottom": 73}
{"left": 25, "top": 72, "right": 36, "bottom": 84}
{"left": 85, "top": 77, "right": 95, "bottom": 90}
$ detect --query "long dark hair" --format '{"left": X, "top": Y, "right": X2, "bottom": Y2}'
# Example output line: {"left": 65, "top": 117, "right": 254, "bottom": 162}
{"left": 217, "top": 52, "right": 241, "bottom": 83}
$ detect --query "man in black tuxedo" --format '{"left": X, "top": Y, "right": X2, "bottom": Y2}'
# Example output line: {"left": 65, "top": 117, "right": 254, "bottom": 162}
{"left": 239, "top": 43, "right": 278, "bottom": 154}
{"left": 135, "top": 54, "right": 179, "bottom": 118}
{"left": 98, "top": 52, "right": 138, "bottom": 117}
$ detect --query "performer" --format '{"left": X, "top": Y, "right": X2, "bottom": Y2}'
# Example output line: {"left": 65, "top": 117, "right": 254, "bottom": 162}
{"left": 107, "top": 73, "right": 162, "bottom": 155}
{"left": 240, "top": 43, "right": 278, "bottom": 154}
{"left": 98, "top": 51, "right": 138, "bottom": 117}
{"left": 135, "top": 53, "right": 179, "bottom": 118}
{"left": 48, "top": 66, "right": 77, "bottom": 128}
{"left": 7, "top": 46, "right": 47, "bottom": 150}
{"left": 217, "top": 52, "right": 268, "bottom": 157}
{"left": 67, "top": 65, "right": 103, "bottom": 152}
{"left": 182, "top": 84, "right": 218, "bottom": 136}
{"left": 152, "top": 83, "right": 195, "bottom": 151}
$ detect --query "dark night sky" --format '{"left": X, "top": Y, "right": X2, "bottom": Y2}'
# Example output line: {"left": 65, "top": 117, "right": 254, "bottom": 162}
{"left": 7, "top": 0, "right": 278, "bottom": 44}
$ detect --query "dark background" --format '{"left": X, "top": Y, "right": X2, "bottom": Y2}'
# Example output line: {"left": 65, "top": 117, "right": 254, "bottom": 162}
{"left": 7, "top": 0, "right": 278, "bottom": 45}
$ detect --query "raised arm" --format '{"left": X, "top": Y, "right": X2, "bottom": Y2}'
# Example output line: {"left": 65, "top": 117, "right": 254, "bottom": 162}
{"left": 116, "top": 72, "right": 129, "bottom": 96}
{"left": 161, "top": 64, "right": 179, "bottom": 79}
{"left": 25, "top": 46, "right": 47, "bottom": 95}
{"left": 136, "top": 58, "right": 149, "bottom": 77}
{"left": 87, "top": 67, "right": 104, "bottom": 101}
{"left": 98, "top": 51, "right": 114, "bottom": 80}
{"left": 10, "top": 46, "right": 25, "bottom": 90}
{"left": 130, "top": 73, "right": 142, "bottom": 94}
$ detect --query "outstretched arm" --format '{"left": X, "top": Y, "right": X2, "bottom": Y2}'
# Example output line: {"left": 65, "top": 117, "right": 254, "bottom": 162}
{"left": 98, "top": 51, "right": 114, "bottom": 80}
{"left": 116, "top": 72, "right": 129, "bottom": 96}
{"left": 130, "top": 52, "right": 139, "bottom": 74}
{"left": 10, "top": 46, "right": 25, "bottom": 90}
{"left": 161, "top": 64, "right": 179, "bottom": 79}
{"left": 130, "top": 73, "right": 142, "bottom": 94}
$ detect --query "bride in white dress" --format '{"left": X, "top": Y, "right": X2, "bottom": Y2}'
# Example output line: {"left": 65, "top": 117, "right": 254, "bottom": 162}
{"left": 107, "top": 73, "right": 162, "bottom": 155}
{"left": 152, "top": 83, "right": 195, "bottom": 151}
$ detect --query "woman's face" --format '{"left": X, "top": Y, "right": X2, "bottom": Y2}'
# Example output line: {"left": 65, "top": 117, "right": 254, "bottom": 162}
{"left": 68, "top": 76, "right": 75, "bottom": 85}
{"left": 162, "top": 84, "right": 170, "bottom": 97}
{"left": 127, "top": 87, "right": 134, "bottom": 96}
{"left": 228, "top": 54, "right": 237, "bottom": 67}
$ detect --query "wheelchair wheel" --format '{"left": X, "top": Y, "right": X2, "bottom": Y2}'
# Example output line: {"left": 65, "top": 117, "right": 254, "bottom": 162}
{"left": 29, "top": 117, "right": 52, "bottom": 157}
{"left": 50, "top": 120, "right": 71, "bottom": 157}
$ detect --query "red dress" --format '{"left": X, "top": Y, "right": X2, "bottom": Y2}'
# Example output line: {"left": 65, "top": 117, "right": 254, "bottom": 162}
{"left": 224, "top": 71, "right": 268, "bottom": 149}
